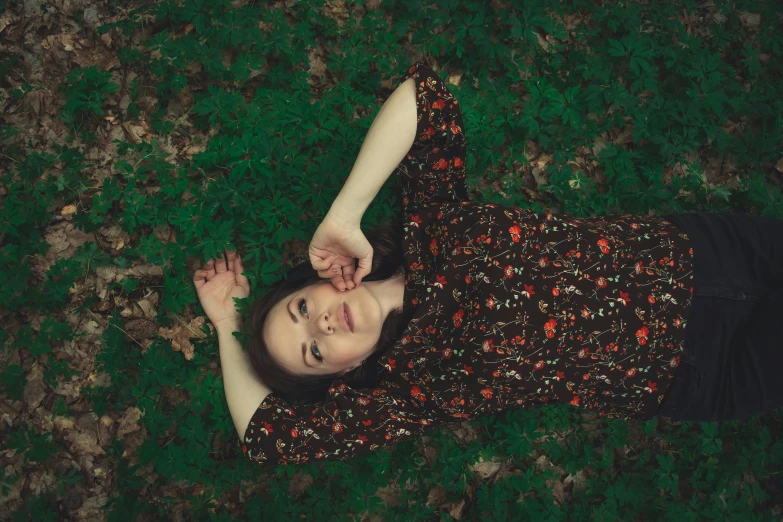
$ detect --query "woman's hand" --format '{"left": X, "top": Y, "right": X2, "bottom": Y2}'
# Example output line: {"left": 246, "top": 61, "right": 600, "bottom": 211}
{"left": 309, "top": 215, "right": 373, "bottom": 291}
{"left": 193, "top": 249, "right": 251, "bottom": 331}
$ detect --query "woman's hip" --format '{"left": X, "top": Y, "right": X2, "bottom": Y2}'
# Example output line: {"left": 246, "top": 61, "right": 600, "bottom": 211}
{"left": 657, "top": 211, "right": 783, "bottom": 422}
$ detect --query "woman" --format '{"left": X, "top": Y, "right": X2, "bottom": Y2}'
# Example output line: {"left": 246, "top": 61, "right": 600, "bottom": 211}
{"left": 194, "top": 62, "right": 783, "bottom": 465}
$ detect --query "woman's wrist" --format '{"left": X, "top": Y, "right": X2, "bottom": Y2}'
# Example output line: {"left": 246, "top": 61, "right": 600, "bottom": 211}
{"left": 326, "top": 195, "right": 366, "bottom": 225}
{"left": 215, "top": 317, "right": 241, "bottom": 334}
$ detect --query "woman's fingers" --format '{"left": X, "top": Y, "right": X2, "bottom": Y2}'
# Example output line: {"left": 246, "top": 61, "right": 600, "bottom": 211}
{"left": 310, "top": 256, "right": 334, "bottom": 271}
{"left": 331, "top": 272, "right": 347, "bottom": 291}
{"left": 214, "top": 251, "right": 228, "bottom": 273}
{"left": 342, "top": 264, "right": 356, "bottom": 289}
{"left": 315, "top": 265, "right": 350, "bottom": 291}
{"left": 352, "top": 252, "right": 373, "bottom": 285}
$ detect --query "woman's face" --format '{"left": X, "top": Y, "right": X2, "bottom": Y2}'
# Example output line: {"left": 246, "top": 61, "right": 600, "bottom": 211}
{"left": 263, "top": 280, "right": 386, "bottom": 377}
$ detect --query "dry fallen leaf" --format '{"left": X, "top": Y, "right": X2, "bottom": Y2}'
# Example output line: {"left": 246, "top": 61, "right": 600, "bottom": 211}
{"left": 116, "top": 406, "right": 142, "bottom": 438}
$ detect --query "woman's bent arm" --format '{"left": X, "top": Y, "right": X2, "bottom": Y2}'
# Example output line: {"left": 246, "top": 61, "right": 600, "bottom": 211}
{"left": 217, "top": 324, "right": 272, "bottom": 441}
{"left": 326, "top": 76, "right": 418, "bottom": 225}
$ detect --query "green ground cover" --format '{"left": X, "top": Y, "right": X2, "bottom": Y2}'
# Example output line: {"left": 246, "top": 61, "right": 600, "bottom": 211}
{"left": 1, "top": 0, "right": 782, "bottom": 520}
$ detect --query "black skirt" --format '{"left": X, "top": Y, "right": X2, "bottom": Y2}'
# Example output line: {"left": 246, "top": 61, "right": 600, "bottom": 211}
{"left": 657, "top": 211, "right": 783, "bottom": 422}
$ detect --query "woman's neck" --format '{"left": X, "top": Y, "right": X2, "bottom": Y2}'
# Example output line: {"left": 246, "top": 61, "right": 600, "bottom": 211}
{"left": 363, "top": 271, "right": 405, "bottom": 317}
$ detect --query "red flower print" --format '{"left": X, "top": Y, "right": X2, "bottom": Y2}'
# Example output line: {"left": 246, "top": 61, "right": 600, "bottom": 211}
{"left": 462, "top": 364, "right": 474, "bottom": 375}
{"left": 433, "top": 157, "right": 449, "bottom": 170}
{"left": 596, "top": 276, "right": 607, "bottom": 288}
{"left": 534, "top": 360, "right": 545, "bottom": 370}
{"left": 362, "top": 420, "right": 372, "bottom": 426}
{"left": 552, "top": 287, "right": 560, "bottom": 296}
{"left": 570, "top": 396, "right": 580, "bottom": 406}
{"left": 291, "top": 428, "right": 298, "bottom": 438}
{"left": 357, "top": 435, "right": 368, "bottom": 444}
{"left": 411, "top": 385, "right": 427, "bottom": 401}
{"left": 434, "top": 274, "right": 447, "bottom": 289}
{"left": 430, "top": 238, "right": 439, "bottom": 256}
{"left": 482, "top": 339, "right": 494, "bottom": 352}
{"left": 332, "top": 423, "right": 344, "bottom": 434}
{"left": 544, "top": 318, "right": 557, "bottom": 338}
{"left": 583, "top": 374, "right": 590, "bottom": 380}
{"left": 648, "top": 295, "right": 656, "bottom": 304}
{"left": 505, "top": 265, "right": 514, "bottom": 278}
{"left": 509, "top": 225, "right": 521, "bottom": 242}
{"left": 648, "top": 380, "right": 658, "bottom": 392}
{"left": 454, "top": 157, "right": 463, "bottom": 167}
{"left": 465, "top": 275, "right": 471, "bottom": 284}
{"left": 578, "top": 348, "right": 589, "bottom": 358}
{"left": 410, "top": 215, "right": 422, "bottom": 227}
{"left": 433, "top": 99, "right": 445, "bottom": 110}
{"left": 242, "top": 445, "right": 247, "bottom": 453}
{"left": 522, "top": 284, "right": 535, "bottom": 299}
{"left": 618, "top": 290, "right": 631, "bottom": 306}
{"left": 453, "top": 308, "right": 464, "bottom": 327}
{"left": 487, "top": 296, "right": 496, "bottom": 309}
{"left": 626, "top": 368, "right": 637, "bottom": 378}
{"left": 557, "top": 370, "right": 565, "bottom": 380}
{"left": 636, "top": 325, "right": 649, "bottom": 345}
{"left": 442, "top": 348, "right": 452, "bottom": 359}
{"left": 480, "top": 387, "right": 494, "bottom": 399}
{"left": 634, "top": 260, "right": 644, "bottom": 275}
{"left": 597, "top": 238, "right": 610, "bottom": 254}
{"left": 538, "top": 256, "right": 549, "bottom": 268}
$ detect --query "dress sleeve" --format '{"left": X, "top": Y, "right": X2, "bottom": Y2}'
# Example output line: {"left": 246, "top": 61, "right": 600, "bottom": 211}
{"left": 241, "top": 380, "right": 443, "bottom": 465}
{"left": 395, "top": 62, "right": 469, "bottom": 206}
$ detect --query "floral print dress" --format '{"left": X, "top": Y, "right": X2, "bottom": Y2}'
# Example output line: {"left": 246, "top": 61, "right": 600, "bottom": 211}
{"left": 242, "top": 62, "right": 695, "bottom": 465}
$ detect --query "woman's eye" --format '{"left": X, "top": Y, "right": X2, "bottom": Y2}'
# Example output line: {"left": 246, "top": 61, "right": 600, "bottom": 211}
{"left": 311, "top": 343, "right": 322, "bottom": 362}
{"left": 300, "top": 299, "right": 321, "bottom": 362}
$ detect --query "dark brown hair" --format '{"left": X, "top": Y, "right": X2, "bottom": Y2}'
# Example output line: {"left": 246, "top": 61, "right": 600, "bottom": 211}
{"left": 241, "top": 222, "right": 414, "bottom": 405}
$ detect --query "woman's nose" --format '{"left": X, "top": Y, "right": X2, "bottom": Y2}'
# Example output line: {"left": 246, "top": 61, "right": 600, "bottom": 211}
{"left": 317, "top": 312, "right": 335, "bottom": 334}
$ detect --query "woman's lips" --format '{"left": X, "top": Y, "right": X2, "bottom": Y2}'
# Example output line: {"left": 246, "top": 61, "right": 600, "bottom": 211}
{"left": 339, "top": 303, "right": 354, "bottom": 333}
{"left": 345, "top": 303, "right": 354, "bottom": 332}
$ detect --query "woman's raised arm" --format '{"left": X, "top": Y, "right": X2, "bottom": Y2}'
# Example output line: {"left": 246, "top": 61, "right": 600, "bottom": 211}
{"left": 325, "top": 76, "right": 418, "bottom": 225}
